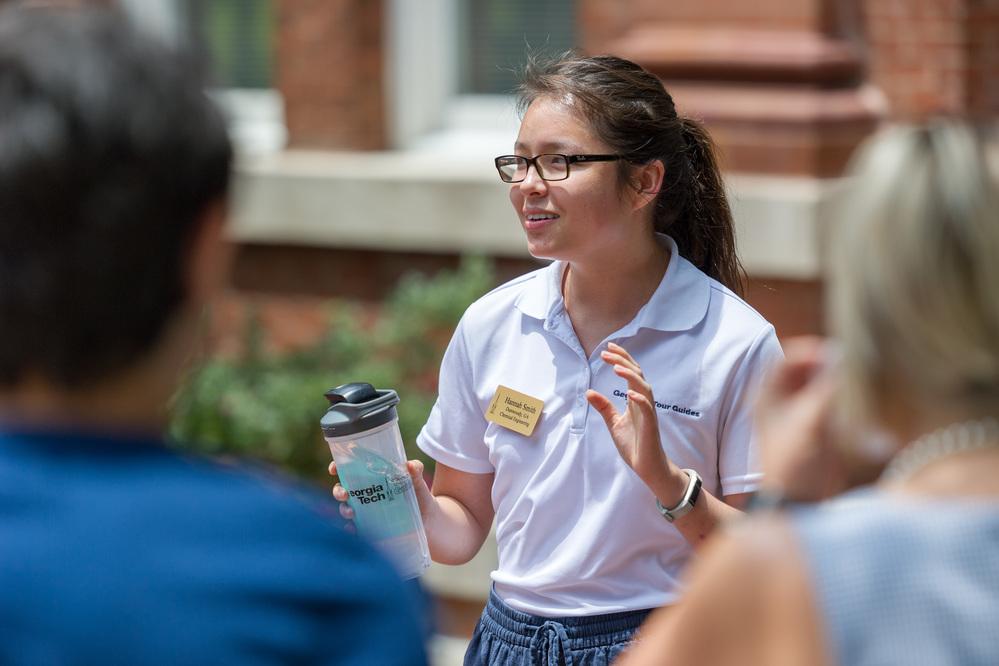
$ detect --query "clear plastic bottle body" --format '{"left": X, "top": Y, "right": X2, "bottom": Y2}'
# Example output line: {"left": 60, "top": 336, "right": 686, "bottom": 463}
{"left": 325, "top": 419, "right": 430, "bottom": 579}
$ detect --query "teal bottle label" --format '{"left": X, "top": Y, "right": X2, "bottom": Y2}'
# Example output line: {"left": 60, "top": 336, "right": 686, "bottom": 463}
{"left": 340, "top": 448, "right": 418, "bottom": 541}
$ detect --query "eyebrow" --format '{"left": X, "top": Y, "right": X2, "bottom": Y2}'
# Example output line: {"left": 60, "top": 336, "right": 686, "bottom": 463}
{"left": 513, "top": 140, "right": 580, "bottom": 154}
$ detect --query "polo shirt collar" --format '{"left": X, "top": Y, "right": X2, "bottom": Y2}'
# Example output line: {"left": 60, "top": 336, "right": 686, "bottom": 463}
{"left": 636, "top": 233, "right": 712, "bottom": 332}
{"left": 513, "top": 259, "right": 562, "bottom": 321}
{"left": 513, "top": 234, "right": 710, "bottom": 333}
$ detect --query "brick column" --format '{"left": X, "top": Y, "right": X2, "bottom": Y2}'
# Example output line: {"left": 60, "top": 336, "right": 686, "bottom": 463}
{"left": 863, "top": 0, "right": 999, "bottom": 120}
{"left": 275, "top": 0, "right": 386, "bottom": 150}
{"left": 579, "top": 0, "right": 881, "bottom": 177}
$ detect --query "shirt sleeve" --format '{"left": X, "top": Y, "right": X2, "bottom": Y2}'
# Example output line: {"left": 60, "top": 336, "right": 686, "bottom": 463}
{"left": 717, "top": 325, "right": 784, "bottom": 496}
{"left": 415, "top": 313, "right": 494, "bottom": 474}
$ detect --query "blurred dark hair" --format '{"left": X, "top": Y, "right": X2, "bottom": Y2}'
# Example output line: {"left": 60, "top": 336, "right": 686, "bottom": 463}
{"left": 0, "top": 4, "right": 232, "bottom": 389}
{"left": 517, "top": 53, "right": 745, "bottom": 295}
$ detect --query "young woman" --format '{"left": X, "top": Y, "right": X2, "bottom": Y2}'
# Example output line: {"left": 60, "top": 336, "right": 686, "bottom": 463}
{"left": 332, "top": 54, "right": 782, "bottom": 664}
{"left": 617, "top": 122, "right": 999, "bottom": 665}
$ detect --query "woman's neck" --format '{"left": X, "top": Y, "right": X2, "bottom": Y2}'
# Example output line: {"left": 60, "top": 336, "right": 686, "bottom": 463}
{"left": 562, "top": 235, "right": 670, "bottom": 357}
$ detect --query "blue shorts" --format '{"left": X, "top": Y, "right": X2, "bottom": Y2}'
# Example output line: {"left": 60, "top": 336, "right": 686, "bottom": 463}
{"left": 463, "top": 589, "right": 652, "bottom": 666}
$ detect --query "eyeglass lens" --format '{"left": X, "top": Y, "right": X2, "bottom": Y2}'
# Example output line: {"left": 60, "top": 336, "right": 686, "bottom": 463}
{"left": 496, "top": 154, "right": 569, "bottom": 182}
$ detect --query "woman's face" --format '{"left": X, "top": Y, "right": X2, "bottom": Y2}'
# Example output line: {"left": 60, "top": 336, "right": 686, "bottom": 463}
{"left": 510, "top": 97, "right": 635, "bottom": 262}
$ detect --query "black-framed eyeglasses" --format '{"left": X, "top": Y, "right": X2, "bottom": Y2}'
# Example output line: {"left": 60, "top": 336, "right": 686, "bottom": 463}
{"left": 493, "top": 153, "right": 622, "bottom": 183}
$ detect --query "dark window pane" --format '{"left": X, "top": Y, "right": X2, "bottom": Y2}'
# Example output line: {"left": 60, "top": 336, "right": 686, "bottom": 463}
{"left": 459, "top": 0, "right": 576, "bottom": 95}
{"left": 186, "top": 0, "right": 274, "bottom": 89}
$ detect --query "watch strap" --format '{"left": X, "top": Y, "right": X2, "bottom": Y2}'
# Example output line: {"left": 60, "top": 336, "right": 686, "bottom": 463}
{"left": 656, "top": 468, "right": 702, "bottom": 523}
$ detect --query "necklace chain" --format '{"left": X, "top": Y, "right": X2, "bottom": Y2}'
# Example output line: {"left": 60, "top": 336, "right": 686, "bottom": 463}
{"left": 880, "top": 417, "right": 999, "bottom": 484}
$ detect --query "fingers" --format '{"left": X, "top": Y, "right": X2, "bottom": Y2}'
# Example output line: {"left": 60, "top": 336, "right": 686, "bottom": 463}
{"left": 602, "top": 342, "right": 644, "bottom": 378}
{"left": 329, "top": 462, "right": 354, "bottom": 519}
{"left": 332, "top": 480, "right": 354, "bottom": 520}
{"left": 407, "top": 459, "right": 426, "bottom": 485}
{"left": 757, "top": 336, "right": 835, "bottom": 412}
{"left": 406, "top": 459, "right": 436, "bottom": 520}
{"left": 623, "top": 389, "right": 660, "bottom": 441}
{"left": 586, "top": 389, "right": 619, "bottom": 429}
{"left": 332, "top": 481, "right": 353, "bottom": 521}
{"left": 796, "top": 367, "right": 838, "bottom": 428}
{"left": 625, "top": 389, "right": 657, "bottom": 420}
{"left": 612, "top": 364, "right": 653, "bottom": 397}
{"left": 772, "top": 337, "right": 830, "bottom": 394}
{"left": 754, "top": 337, "right": 844, "bottom": 500}
{"left": 331, "top": 459, "right": 432, "bottom": 524}
{"left": 626, "top": 390, "right": 669, "bottom": 468}
{"left": 600, "top": 343, "right": 654, "bottom": 402}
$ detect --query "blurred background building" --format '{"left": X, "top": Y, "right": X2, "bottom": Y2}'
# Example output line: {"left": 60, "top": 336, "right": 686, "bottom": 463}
{"left": 115, "top": 0, "right": 997, "bottom": 343}
{"left": 38, "top": 0, "right": 999, "bottom": 662}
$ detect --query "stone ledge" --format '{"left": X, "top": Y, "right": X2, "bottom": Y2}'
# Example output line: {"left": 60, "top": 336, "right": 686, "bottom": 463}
{"left": 610, "top": 27, "right": 863, "bottom": 84}
{"left": 229, "top": 150, "right": 839, "bottom": 279}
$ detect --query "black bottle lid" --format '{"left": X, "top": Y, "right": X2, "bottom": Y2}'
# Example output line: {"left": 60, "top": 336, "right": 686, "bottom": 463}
{"left": 321, "top": 382, "right": 399, "bottom": 438}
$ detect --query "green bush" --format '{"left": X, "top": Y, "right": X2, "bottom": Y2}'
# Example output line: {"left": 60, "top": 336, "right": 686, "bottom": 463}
{"left": 168, "top": 256, "right": 495, "bottom": 485}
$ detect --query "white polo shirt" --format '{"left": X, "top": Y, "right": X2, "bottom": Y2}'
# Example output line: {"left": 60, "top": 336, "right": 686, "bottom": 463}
{"left": 417, "top": 234, "right": 782, "bottom": 616}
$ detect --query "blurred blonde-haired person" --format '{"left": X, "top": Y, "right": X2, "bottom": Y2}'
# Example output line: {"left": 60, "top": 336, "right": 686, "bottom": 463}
{"left": 619, "top": 121, "right": 999, "bottom": 666}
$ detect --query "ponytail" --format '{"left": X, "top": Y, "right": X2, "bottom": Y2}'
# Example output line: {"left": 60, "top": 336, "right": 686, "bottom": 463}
{"left": 657, "top": 117, "right": 746, "bottom": 296}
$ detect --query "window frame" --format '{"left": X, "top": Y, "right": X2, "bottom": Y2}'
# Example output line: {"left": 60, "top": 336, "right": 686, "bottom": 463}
{"left": 387, "top": 0, "right": 523, "bottom": 153}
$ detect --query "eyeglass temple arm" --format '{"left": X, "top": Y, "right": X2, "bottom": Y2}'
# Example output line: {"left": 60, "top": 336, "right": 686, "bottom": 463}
{"left": 568, "top": 154, "right": 621, "bottom": 163}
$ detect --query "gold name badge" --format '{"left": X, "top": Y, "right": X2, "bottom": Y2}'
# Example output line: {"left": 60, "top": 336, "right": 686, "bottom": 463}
{"left": 486, "top": 385, "right": 544, "bottom": 437}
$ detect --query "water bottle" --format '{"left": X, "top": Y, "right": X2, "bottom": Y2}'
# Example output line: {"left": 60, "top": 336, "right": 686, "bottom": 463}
{"left": 321, "top": 382, "right": 430, "bottom": 579}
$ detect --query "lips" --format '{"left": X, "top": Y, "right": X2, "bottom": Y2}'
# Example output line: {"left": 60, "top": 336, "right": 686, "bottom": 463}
{"left": 523, "top": 210, "right": 560, "bottom": 230}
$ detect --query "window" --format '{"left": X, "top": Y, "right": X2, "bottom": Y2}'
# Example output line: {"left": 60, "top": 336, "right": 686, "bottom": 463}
{"left": 184, "top": 0, "right": 275, "bottom": 89}
{"left": 458, "top": 0, "right": 576, "bottom": 95}
{"left": 180, "top": 0, "right": 284, "bottom": 153}
{"left": 389, "top": 0, "right": 576, "bottom": 153}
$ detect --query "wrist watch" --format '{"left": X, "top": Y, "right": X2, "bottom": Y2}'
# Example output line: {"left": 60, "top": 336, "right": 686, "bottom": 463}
{"left": 656, "top": 468, "right": 702, "bottom": 523}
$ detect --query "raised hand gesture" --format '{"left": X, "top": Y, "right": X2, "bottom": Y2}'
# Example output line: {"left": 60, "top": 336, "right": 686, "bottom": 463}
{"left": 586, "top": 342, "right": 683, "bottom": 499}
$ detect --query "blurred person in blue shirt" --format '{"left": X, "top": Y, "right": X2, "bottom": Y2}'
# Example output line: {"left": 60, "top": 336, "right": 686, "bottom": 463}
{"left": 0, "top": 4, "right": 426, "bottom": 664}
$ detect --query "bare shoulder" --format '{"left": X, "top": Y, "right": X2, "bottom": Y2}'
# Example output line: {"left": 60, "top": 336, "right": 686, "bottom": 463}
{"left": 621, "top": 516, "right": 831, "bottom": 666}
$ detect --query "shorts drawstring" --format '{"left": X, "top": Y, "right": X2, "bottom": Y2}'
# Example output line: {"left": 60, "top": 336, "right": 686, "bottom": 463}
{"left": 529, "top": 620, "right": 574, "bottom": 666}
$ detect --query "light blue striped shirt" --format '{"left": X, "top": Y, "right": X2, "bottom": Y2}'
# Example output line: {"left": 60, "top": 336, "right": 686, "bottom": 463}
{"left": 791, "top": 489, "right": 999, "bottom": 666}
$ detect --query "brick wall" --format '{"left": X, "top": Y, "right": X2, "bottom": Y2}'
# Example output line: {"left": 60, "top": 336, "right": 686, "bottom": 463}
{"left": 863, "top": 0, "right": 999, "bottom": 119}
{"left": 968, "top": 1, "right": 999, "bottom": 114}
{"left": 580, "top": 0, "right": 879, "bottom": 179}
{"left": 275, "top": 0, "right": 386, "bottom": 149}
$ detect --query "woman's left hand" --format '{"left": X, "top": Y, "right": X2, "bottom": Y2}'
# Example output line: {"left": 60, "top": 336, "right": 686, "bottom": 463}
{"left": 586, "top": 342, "right": 686, "bottom": 500}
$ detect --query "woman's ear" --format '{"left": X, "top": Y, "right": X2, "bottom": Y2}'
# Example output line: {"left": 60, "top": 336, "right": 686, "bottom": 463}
{"left": 631, "top": 159, "right": 665, "bottom": 212}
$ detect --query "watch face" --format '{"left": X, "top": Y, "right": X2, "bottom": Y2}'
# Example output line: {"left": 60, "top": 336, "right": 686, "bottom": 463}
{"left": 688, "top": 474, "right": 702, "bottom": 506}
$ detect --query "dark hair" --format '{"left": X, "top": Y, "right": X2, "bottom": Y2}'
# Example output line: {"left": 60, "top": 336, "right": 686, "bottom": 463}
{"left": 517, "top": 54, "right": 745, "bottom": 295}
{"left": 0, "top": 5, "right": 232, "bottom": 389}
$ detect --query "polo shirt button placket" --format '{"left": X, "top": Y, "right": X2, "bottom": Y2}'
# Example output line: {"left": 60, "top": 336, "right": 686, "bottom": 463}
{"left": 550, "top": 309, "right": 591, "bottom": 431}
{"left": 573, "top": 364, "right": 591, "bottom": 429}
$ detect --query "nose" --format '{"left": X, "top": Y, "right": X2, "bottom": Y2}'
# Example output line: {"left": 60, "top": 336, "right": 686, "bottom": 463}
{"left": 517, "top": 162, "right": 547, "bottom": 196}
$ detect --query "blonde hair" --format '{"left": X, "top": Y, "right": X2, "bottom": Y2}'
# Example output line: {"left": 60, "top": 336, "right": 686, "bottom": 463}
{"left": 831, "top": 121, "right": 999, "bottom": 426}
